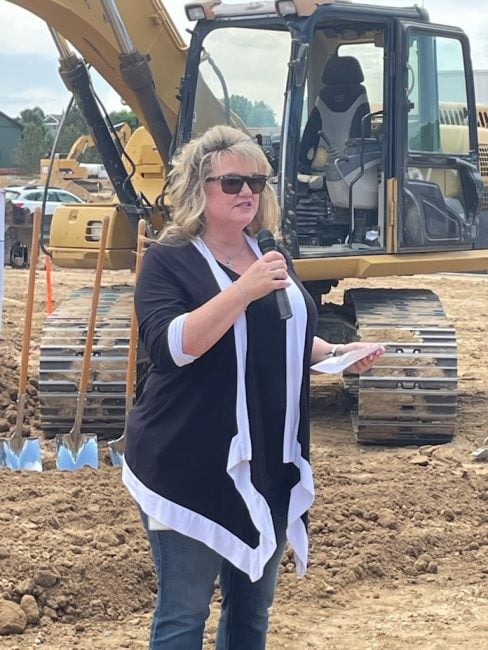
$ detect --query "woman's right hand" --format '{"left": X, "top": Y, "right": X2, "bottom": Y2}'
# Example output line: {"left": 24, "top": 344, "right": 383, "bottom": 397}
{"left": 237, "top": 251, "right": 289, "bottom": 303}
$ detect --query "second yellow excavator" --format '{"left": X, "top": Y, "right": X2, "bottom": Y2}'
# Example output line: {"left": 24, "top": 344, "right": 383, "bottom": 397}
{"left": 38, "top": 122, "right": 133, "bottom": 199}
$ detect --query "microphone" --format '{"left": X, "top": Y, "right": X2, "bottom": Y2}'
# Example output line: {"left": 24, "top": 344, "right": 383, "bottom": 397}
{"left": 257, "top": 229, "right": 293, "bottom": 320}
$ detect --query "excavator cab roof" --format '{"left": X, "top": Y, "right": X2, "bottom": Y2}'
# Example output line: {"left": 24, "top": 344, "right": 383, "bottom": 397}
{"left": 184, "top": 0, "right": 427, "bottom": 21}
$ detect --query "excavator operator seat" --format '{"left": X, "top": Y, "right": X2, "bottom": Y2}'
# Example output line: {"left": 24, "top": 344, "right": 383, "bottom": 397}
{"left": 299, "top": 55, "right": 371, "bottom": 172}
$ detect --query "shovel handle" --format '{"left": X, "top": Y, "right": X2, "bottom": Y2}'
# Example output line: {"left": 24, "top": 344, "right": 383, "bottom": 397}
{"left": 125, "top": 219, "right": 147, "bottom": 403}
{"left": 78, "top": 215, "right": 110, "bottom": 394}
{"left": 18, "top": 209, "right": 42, "bottom": 395}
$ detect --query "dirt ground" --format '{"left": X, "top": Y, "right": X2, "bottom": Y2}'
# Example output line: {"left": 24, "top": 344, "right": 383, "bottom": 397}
{"left": 0, "top": 265, "right": 487, "bottom": 649}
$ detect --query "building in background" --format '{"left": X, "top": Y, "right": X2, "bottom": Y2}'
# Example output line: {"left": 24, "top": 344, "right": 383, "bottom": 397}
{"left": 0, "top": 111, "right": 22, "bottom": 172}
{"left": 439, "top": 70, "right": 488, "bottom": 104}
{"left": 474, "top": 70, "right": 488, "bottom": 104}
{"left": 43, "top": 113, "right": 62, "bottom": 138}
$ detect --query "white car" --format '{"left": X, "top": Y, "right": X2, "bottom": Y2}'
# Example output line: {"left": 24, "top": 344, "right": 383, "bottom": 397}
{"left": 5, "top": 185, "right": 84, "bottom": 216}
{"left": 4, "top": 185, "right": 85, "bottom": 266}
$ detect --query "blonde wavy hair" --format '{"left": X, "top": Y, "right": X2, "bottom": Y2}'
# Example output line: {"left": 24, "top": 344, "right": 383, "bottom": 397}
{"left": 160, "top": 125, "right": 280, "bottom": 243}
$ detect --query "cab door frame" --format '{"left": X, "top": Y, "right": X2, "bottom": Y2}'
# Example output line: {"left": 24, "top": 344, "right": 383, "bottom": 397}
{"left": 394, "top": 21, "right": 481, "bottom": 253}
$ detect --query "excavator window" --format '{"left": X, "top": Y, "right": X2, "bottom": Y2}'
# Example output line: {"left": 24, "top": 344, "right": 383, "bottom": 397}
{"left": 401, "top": 30, "right": 479, "bottom": 249}
{"left": 295, "top": 26, "right": 386, "bottom": 252}
{"left": 191, "top": 26, "right": 290, "bottom": 151}
{"left": 407, "top": 34, "right": 469, "bottom": 156}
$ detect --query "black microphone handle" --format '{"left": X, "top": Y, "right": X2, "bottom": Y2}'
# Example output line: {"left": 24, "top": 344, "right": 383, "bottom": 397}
{"left": 275, "top": 287, "right": 293, "bottom": 320}
{"left": 256, "top": 229, "right": 293, "bottom": 320}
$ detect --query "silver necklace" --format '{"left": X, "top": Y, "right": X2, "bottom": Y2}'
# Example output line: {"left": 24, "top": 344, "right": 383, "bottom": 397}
{"left": 204, "top": 237, "right": 247, "bottom": 268}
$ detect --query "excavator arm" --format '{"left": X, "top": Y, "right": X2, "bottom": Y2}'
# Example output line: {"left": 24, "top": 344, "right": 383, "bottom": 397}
{"left": 66, "top": 122, "right": 131, "bottom": 161}
{"left": 67, "top": 135, "right": 95, "bottom": 161}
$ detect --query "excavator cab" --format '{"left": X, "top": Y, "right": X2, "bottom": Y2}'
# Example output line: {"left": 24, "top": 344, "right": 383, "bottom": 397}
{"left": 180, "top": 0, "right": 485, "bottom": 293}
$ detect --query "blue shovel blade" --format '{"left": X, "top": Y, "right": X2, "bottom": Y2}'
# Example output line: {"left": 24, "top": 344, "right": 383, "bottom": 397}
{"left": 107, "top": 436, "right": 125, "bottom": 467}
{"left": 108, "top": 447, "right": 124, "bottom": 467}
{"left": 56, "top": 435, "right": 99, "bottom": 471}
{"left": 2, "top": 438, "right": 42, "bottom": 472}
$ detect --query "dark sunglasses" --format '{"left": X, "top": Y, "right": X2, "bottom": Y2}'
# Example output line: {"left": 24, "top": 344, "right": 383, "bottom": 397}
{"left": 205, "top": 174, "right": 268, "bottom": 195}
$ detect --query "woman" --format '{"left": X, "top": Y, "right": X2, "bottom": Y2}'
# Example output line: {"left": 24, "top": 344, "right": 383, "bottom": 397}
{"left": 122, "top": 125, "right": 383, "bottom": 649}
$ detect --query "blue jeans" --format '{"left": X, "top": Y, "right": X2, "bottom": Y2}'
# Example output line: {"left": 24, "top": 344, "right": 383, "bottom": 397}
{"left": 142, "top": 490, "right": 289, "bottom": 650}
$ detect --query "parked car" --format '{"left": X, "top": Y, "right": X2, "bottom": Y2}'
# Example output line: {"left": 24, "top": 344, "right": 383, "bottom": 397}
{"left": 4, "top": 185, "right": 84, "bottom": 256}
{"left": 4, "top": 185, "right": 84, "bottom": 216}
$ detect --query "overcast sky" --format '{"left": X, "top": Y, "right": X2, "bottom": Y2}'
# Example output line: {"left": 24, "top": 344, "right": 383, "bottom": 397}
{"left": 0, "top": 0, "right": 487, "bottom": 119}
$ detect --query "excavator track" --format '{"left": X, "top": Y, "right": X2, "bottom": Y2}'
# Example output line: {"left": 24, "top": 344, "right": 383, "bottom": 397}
{"left": 344, "top": 288, "right": 457, "bottom": 445}
{"left": 39, "top": 285, "right": 133, "bottom": 439}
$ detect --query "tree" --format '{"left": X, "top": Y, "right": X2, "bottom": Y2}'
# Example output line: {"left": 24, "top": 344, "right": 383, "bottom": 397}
{"left": 248, "top": 100, "right": 277, "bottom": 128}
{"left": 64, "top": 104, "right": 89, "bottom": 132}
{"left": 109, "top": 109, "right": 139, "bottom": 131}
{"left": 55, "top": 104, "right": 89, "bottom": 154}
{"left": 229, "top": 95, "right": 277, "bottom": 128}
{"left": 13, "top": 122, "right": 49, "bottom": 174}
{"left": 12, "top": 103, "right": 138, "bottom": 173}
{"left": 18, "top": 107, "right": 45, "bottom": 127}
{"left": 13, "top": 106, "right": 51, "bottom": 174}
{"left": 229, "top": 95, "right": 253, "bottom": 124}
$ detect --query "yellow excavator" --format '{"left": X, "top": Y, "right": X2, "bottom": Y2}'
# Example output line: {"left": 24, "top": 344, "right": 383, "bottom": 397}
{"left": 440, "top": 102, "right": 488, "bottom": 206}
{"left": 7, "top": 0, "right": 488, "bottom": 445}
{"left": 40, "top": 122, "right": 130, "bottom": 183}
{"left": 38, "top": 123, "right": 133, "bottom": 199}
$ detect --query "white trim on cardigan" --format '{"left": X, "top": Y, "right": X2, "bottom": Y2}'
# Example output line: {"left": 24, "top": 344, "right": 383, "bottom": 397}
{"left": 283, "top": 275, "right": 315, "bottom": 576}
{"left": 168, "top": 312, "right": 198, "bottom": 366}
{"left": 122, "top": 462, "right": 274, "bottom": 581}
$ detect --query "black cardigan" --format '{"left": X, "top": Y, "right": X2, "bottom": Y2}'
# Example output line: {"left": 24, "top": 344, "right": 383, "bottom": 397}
{"left": 123, "top": 238, "right": 318, "bottom": 581}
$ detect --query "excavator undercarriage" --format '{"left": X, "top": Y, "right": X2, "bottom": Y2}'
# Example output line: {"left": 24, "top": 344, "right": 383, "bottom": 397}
{"left": 344, "top": 288, "right": 457, "bottom": 445}
{"left": 39, "top": 285, "right": 133, "bottom": 439}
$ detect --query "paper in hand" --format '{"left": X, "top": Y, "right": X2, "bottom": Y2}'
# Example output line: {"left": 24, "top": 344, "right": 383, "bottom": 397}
{"left": 311, "top": 345, "right": 382, "bottom": 374}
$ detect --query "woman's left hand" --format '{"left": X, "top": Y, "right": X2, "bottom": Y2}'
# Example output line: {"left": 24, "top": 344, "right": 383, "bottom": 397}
{"left": 336, "top": 341, "right": 385, "bottom": 374}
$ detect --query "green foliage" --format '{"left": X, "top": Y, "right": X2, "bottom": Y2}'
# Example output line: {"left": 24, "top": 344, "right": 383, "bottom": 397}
{"left": 64, "top": 104, "right": 89, "bottom": 133}
{"left": 13, "top": 122, "right": 50, "bottom": 174}
{"left": 81, "top": 146, "right": 102, "bottom": 164}
{"left": 12, "top": 103, "right": 137, "bottom": 173}
{"left": 13, "top": 106, "right": 51, "bottom": 173}
{"left": 229, "top": 95, "right": 277, "bottom": 127}
{"left": 229, "top": 95, "right": 253, "bottom": 123}
{"left": 17, "top": 107, "right": 46, "bottom": 127}
{"left": 56, "top": 124, "right": 84, "bottom": 158}
{"left": 109, "top": 109, "right": 139, "bottom": 131}
{"left": 55, "top": 105, "right": 89, "bottom": 155}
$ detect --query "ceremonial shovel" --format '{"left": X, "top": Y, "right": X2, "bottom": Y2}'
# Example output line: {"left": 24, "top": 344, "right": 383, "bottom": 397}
{"left": 55, "top": 215, "right": 109, "bottom": 471}
{"left": 1, "top": 209, "right": 43, "bottom": 471}
{"left": 109, "top": 218, "right": 146, "bottom": 465}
